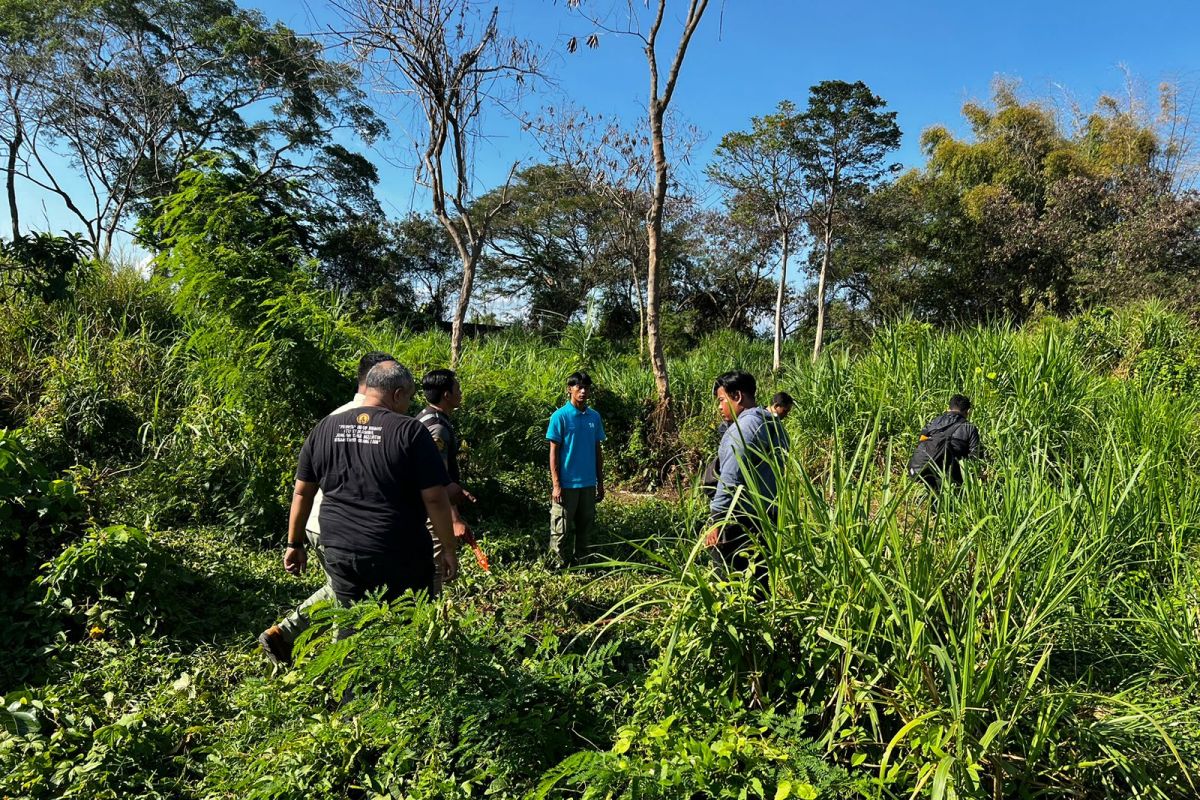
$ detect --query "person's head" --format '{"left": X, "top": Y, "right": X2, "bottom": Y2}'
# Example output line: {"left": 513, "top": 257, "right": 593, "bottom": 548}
{"left": 364, "top": 362, "right": 415, "bottom": 414}
{"left": 713, "top": 370, "right": 757, "bottom": 423}
{"left": 949, "top": 394, "right": 973, "bottom": 417}
{"left": 770, "top": 391, "right": 794, "bottom": 419}
{"left": 356, "top": 351, "right": 396, "bottom": 392}
{"left": 566, "top": 371, "right": 593, "bottom": 408}
{"left": 422, "top": 369, "right": 461, "bottom": 410}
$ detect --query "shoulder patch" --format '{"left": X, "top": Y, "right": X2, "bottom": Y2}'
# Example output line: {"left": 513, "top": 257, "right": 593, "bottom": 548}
{"left": 432, "top": 436, "right": 446, "bottom": 451}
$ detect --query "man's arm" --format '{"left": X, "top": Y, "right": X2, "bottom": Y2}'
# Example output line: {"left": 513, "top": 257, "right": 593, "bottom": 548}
{"left": 965, "top": 425, "right": 986, "bottom": 461}
{"left": 549, "top": 440, "right": 563, "bottom": 504}
{"left": 422, "top": 485, "right": 457, "bottom": 583}
{"left": 284, "top": 479, "right": 319, "bottom": 575}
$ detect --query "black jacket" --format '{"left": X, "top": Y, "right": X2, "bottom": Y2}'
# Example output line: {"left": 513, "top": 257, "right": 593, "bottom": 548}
{"left": 914, "top": 412, "right": 984, "bottom": 484}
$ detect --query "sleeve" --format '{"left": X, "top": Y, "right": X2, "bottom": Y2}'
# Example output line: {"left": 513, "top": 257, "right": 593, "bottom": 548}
{"left": 966, "top": 425, "right": 985, "bottom": 461}
{"left": 410, "top": 425, "right": 451, "bottom": 490}
{"left": 709, "top": 427, "right": 747, "bottom": 520}
{"left": 546, "top": 410, "right": 564, "bottom": 443}
{"left": 596, "top": 413, "right": 606, "bottom": 443}
{"left": 426, "top": 421, "right": 452, "bottom": 471}
{"left": 295, "top": 425, "right": 320, "bottom": 482}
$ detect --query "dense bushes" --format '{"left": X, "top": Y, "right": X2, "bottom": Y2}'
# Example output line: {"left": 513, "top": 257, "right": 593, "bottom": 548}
{"left": 5, "top": 256, "right": 1200, "bottom": 797}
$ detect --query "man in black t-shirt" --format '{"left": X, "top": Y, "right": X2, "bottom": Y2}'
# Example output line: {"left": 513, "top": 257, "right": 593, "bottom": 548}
{"left": 284, "top": 362, "right": 457, "bottom": 604}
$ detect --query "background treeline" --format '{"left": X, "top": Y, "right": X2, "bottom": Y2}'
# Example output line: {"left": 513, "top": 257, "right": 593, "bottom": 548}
{"left": 5, "top": 3, "right": 1200, "bottom": 354}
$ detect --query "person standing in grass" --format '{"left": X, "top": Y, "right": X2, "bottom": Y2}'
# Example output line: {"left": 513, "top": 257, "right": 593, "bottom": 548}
{"left": 284, "top": 362, "right": 456, "bottom": 607}
{"left": 546, "top": 371, "right": 606, "bottom": 567}
{"left": 703, "top": 370, "right": 790, "bottom": 577}
{"left": 258, "top": 350, "right": 396, "bottom": 665}
{"left": 416, "top": 368, "right": 477, "bottom": 592}
{"left": 907, "top": 393, "right": 985, "bottom": 495}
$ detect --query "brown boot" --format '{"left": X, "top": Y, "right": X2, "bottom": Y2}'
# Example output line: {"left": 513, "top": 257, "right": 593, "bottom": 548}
{"left": 257, "top": 625, "right": 292, "bottom": 666}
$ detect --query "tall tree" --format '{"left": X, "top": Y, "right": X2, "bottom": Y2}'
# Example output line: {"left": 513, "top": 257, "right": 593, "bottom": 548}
{"left": 566, "top": 0, "right": 713, "bottom": 423}
{"left": 708, "top": 100, "right": 807, "bottom": 371}
{"left": 332, "top": 0, "right": 538, "bottom": 367}
{"left": 3, "top": 0, "right": 383, "bottom": 257}
{"left": 795, "top": 80, "right": 900, "bottom": 360}
{"left": 526, "top": 105, "right": 702, "bottom": 351}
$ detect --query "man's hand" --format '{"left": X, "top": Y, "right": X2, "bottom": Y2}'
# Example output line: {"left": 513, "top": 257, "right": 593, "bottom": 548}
{"left": 703, "top": 526, "right": 722, "bottom": 548}
{"left": 284, "top": 545, "right": 307, "bottom": 576}
{"left": 552, "top": 483, "right": 563, "bottom": 505}
{"left": 439, "top": 547, "right": 459, "bottom": 584}
{"left": 453, "top": 520, "right": 471, "bottom": 540}
{"left": 595, "top": 484, "right": 605, "bottom": 504}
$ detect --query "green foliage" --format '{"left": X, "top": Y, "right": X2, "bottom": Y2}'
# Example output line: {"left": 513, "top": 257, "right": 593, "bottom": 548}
{"left": 537, "top": 712, "right": 855, "bottom": 799}
{"left": 38, "top": 525, "right": 163, "bottom": 638}
{"left": 0, "top": 428, "right": 83, "bottom": 553}
{"left": 0, "top": 232, "right": 89, "bottom": 303}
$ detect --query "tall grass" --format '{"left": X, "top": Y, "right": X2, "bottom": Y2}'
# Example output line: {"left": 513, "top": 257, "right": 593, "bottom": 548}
{"left": 585, "top": 319, "right": 1200, "bottom": 798}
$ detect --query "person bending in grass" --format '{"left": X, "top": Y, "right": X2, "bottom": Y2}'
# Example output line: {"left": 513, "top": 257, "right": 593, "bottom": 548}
{"left": 284, "top": 363, "right": 455, "bottom": 613}
{"left": 907, "top": 393, "right": 986, "bottom": 496}
{"left": 703, "top": 370, "right": 789, "bottom": 578}
{"left": 546, "top": 371, "right": 606, "bottom": 568}
{"left": 769, "top": 391, "right": 794, "bottom": 419}
{"left": 258, "top": 350, "right": 396, "bottom": 666}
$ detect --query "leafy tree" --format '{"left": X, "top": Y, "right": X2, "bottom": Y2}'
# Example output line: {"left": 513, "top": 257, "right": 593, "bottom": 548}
{"left": 479, "top": 163, "right": 628, "bottom": 329}
{"left": 843, "top": 81, "right": 1200, "bottom": 324}
{"left": 708, "top": 100, "right": 808, "bottom": 371}
{"left": 669, "top": 209, "right": 780, "bottom": 339}
{"left": 2, "top": 0, "right": 383, "bottom": 256}
{"left": 795, "top": 80, "right": 900, "bottom": 360}
{"left": 332, "top": 0, "right": 539, "bottom": 366}
{"left": 566, "top": 0, "right": 714, "bottom": 427}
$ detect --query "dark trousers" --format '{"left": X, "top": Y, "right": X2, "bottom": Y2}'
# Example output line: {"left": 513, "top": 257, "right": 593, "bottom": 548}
{"left": 323, "top": 547, "right": 436, "bottom": 605}
{"left": 708, "top": 523, "right": 769, "bottom": 591}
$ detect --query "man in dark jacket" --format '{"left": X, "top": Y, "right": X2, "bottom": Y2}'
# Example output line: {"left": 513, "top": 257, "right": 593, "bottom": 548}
{"left": 908, "top": 394, "right": 985, "bottom": 494}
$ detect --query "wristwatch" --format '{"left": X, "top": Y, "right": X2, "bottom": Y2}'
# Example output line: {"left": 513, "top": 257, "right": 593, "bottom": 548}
{"left": 286, "top": 540, "right": 305, "bottom": 549}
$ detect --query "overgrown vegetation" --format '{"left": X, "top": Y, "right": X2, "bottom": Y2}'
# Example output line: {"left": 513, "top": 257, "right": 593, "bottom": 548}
{"left": 3, "top": 259, "right": 1200, "bottom": 798}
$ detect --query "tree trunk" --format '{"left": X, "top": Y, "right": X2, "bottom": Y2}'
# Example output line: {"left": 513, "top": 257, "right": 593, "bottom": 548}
{"left": 772, "top": 225, "right": 789, "bottom": 372}
{"left": 812, "top": 225, "right": 832, "bottom": 362}
{"left": 631, "top": 264, "right": 646, "bottom": 359}
{"left": 5, "top": 102, "right": 22, "bottom": 240}
{"left": 449, "top": 250, "right": 475, "bottom": 368}
{"left": 645, "top": 101, "right": 672, "bottom": 414}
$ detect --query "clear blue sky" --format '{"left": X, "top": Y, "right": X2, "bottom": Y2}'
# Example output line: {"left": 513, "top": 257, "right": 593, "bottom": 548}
{"left": 9, "top": 0, "right": 1200, "bottom": 244}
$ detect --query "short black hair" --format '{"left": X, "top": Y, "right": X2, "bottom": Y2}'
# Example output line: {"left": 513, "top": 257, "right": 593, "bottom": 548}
{"left": 713, "top": 370, "right": 757, "bottom": 399}
{"left": 357, "top": 351, "right": 396, "bottom": 385}
{"left": 771, "top": 391, "right": 794, "bottom": 409}
{"left": 949, "top": 394, "right": 972, "bottom": 413}
{"left": 566, "top": 371, "right": 593, "bottom": 388}
{"left": 422, "top": 369, "right": 457, "bottom": 405}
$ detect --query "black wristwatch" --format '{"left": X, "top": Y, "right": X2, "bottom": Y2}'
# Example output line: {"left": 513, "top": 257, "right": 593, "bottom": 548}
{"left": 286, "top": 540, "right": 305, "bottom": 549}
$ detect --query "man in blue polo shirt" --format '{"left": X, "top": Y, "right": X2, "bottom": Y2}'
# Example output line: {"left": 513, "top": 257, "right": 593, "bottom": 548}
{"left": 546, "top": 371, "right": 606, "bottom": 567}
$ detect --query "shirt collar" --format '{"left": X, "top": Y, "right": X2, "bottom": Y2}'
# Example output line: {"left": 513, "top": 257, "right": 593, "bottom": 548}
{"left": 353, "top": 392, "right": 366, "bottom": 403}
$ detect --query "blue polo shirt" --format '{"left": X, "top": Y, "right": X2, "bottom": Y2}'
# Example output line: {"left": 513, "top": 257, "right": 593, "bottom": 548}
{"left": 546, "top": 403, "right": 606, "bottom": 488}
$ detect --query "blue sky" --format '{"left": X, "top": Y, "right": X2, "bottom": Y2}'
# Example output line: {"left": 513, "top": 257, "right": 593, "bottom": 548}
{"left": 8, "top": 0, "right": 1200, "bottom": 247}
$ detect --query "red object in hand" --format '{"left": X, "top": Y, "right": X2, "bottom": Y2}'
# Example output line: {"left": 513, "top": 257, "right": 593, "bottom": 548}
{"left": 457, "top": 526, "right": 490, "bottom": 572}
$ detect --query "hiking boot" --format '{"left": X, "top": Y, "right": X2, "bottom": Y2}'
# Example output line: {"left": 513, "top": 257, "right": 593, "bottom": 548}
{"left": 257, "top": 625, "right": 292, "bottom": 666}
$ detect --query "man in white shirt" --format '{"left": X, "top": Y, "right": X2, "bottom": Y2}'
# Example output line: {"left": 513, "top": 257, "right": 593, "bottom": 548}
{"left": 258, "top": 351, "right": 396, "bottom": 665}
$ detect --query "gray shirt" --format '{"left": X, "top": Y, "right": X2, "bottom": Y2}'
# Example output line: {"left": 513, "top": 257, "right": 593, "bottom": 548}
{"left": 709, "top": 406, "right": 789, "bottom": 523}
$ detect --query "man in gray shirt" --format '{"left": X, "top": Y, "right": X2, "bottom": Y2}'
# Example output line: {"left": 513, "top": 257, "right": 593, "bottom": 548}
{"left": 703, "top": 370, "right": 789, "bottom": 578}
